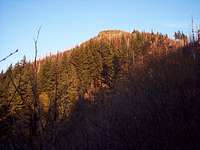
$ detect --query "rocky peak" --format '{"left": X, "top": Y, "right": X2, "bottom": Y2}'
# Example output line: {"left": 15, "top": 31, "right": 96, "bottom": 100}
{"left": 98, "top": 30, "right": 130, "bottom": 38}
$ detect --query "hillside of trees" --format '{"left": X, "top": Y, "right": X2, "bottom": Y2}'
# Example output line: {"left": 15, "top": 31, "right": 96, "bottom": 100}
{"left": 0, "top": 29, "right": 200, "bottom": 150}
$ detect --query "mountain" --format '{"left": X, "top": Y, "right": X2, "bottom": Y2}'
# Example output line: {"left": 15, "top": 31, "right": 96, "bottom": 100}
{"left": 39, "top": 29, "right": 184, "bottom": 62}
{"left": 1, "top": 29, "right": 200, "bottom": 150}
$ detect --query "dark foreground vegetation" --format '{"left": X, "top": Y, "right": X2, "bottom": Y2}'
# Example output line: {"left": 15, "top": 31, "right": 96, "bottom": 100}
{"left": 0, "top": 30, "right": 200, "bottom": 149}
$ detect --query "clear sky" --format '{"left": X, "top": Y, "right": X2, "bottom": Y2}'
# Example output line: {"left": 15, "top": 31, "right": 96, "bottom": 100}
{"left": 0, "top": 0, "right": 200, "bottom": 71}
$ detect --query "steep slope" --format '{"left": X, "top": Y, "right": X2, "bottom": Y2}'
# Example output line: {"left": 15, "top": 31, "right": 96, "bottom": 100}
{"left": 1, "top": 29, "right": 198, "bottom": 150}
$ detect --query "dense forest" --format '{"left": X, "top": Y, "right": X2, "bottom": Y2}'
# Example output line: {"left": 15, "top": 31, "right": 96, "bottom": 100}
{"left": 1, "top": 29, "right": 200, "bottom": 150}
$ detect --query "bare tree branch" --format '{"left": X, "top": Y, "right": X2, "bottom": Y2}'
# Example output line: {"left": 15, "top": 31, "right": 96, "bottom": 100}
{"left": 33, "top": 26, "right": 42, "bottom": 73}
{"left": 0, "top": 49, "right": 18, "bottom": 63}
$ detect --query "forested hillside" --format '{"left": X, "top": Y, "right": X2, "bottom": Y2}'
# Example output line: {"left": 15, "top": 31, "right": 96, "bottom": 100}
{"left": 1, "top": 30, "right": 200, "bottom": 150}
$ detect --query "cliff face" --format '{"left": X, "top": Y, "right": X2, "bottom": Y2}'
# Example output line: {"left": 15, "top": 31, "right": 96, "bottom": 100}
{"left": 98, "top": 30, "right": 130, "bottom": 38}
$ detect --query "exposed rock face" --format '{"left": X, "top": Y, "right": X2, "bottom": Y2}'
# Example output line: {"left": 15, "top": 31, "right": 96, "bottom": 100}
{"left": 98, "top": 30, "right": 130, "bottom": 38}
{"left": 97, "top": 30, "right": 130, "bottom": 41}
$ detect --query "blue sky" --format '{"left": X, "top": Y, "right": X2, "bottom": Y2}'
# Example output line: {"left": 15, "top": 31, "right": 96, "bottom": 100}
{"left": 0, "top": 0, "right": 200, "bottom": 71}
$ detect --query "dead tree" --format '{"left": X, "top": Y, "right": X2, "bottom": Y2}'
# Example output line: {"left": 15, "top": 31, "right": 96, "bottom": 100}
{"left": 29, "top": 26, "right": 42, "bottom": 140}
